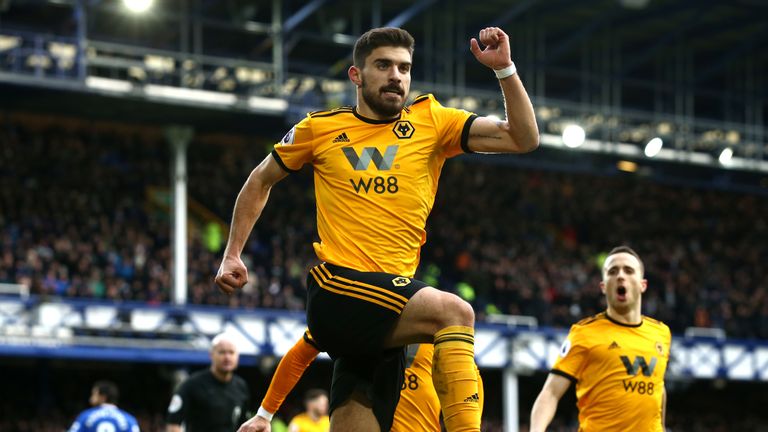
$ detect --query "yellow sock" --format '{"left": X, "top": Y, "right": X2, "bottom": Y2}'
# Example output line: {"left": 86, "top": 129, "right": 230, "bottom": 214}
{"left": 432, "top": 326, "right": 481, "bottom": 432}
{"left": 476, "top": 364, "right": 484, "bottom": 419}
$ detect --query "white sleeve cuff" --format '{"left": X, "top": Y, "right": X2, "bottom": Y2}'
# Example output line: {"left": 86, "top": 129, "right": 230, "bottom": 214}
{"left": 494, "top": 62, "right": 517, "bottom": 79}
{"left": 256, "top": 406, "right": 274, "bottom": 421}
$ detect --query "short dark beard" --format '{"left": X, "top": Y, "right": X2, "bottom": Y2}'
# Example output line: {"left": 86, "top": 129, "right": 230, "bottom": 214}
{"left": 360, "top": 77, "right": 406, "bottom": 118}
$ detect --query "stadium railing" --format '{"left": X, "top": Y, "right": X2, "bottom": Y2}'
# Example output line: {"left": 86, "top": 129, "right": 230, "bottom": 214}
{"left": 1, "top": 295, "right": 767, "bottom": 382}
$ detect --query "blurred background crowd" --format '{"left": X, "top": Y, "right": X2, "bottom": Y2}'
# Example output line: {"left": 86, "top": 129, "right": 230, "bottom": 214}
{"left": 3, "top": 118, "right": 767, "bottom": 339}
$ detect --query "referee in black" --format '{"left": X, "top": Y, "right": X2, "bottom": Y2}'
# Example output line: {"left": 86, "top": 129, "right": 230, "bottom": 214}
{"left": 166, "top": 333, "right": 251, "bottom": 432}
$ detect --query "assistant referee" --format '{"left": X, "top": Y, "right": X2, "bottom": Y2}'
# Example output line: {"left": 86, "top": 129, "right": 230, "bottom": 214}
{"left": 166, "top": 333, "right": 251, "bottom": 432}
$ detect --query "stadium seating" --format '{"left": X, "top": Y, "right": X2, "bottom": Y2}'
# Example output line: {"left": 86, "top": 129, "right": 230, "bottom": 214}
{"left": 2, "top": 118, "right": 767, "bottom": 341}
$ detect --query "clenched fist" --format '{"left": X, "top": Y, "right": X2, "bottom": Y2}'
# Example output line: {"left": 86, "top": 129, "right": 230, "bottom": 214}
{"left": 470, "top": 27, "right": 513, "bottom": 71}
{"left": 215, "top": 255, "right": 249, "bottom": 295}
{"left": 237, "top": 414, "right": 271, "bottom": 432}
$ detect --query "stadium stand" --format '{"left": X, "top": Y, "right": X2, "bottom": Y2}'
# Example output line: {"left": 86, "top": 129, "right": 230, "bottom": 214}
{"left": 2, "top": 117, "right": 767, "bottom": 340}
{"left": 2, "top": 0, "right": 767, "bottom": 430}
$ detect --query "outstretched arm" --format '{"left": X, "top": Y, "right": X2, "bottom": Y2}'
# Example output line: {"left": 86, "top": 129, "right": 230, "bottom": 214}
{"left": 467, "top": 27, "right": 539, "bottom": 154}
{"left": 237, "top": 336, "right": 321, "bottom": 432}
{"left": 215, "top": 154, "right": 288, "bottom": 294}
{"left": 261, "top": 336, "right": 321, "bottom": 415}
{"left": 530, "top": 373, "right": 571, "bottom": 432}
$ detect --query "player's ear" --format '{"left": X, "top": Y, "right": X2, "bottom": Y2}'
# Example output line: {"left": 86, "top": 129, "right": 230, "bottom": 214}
{"left": 599, "top": 280, "right": 606, "bottom": 294}
{"left": 640, "top": 279, "right": 648, "bottom": 294}
{"left": 348, "top": 65, "right": 362, "bottom": 87}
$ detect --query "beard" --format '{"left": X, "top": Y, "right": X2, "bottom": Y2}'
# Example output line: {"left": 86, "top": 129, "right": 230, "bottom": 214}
{"left": 361, "top": 78, "right": 406, "bottom": 118}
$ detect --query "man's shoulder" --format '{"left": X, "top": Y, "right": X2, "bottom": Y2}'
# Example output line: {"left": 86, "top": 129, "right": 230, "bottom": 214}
{"left": 309, "top": 105, "right": 354, "bottom": 116}
{"left": 190, "top": 368, "right": 212, "bottom": 379}
{"left": 127, "top": 413, "right": 140, "bottom": 430}
{"left": 183, "top": 369, "right": 213, "bottom": 386}
{"left": 642, "top": 315, "right": 671, "bottom": 335}
{"left": 232, "top": 373, "right": 249, "bottom": 389}
{"left": 572, "top": 312, "right": 608, "bottom": 328}
{"left": 307, "top": 106, "right": 355, "bottom": 122}
{"left": 76, "top": 406, "right": 97, "bottom": 420}
{"left": 77, "top": 406, "right": 131, "bottom": 422}
{"left": 405, "top": 93, "right": 439, "bottom": 114}
{"left": 566, "top": 312, "right": 612, "bottom": 345}
{"left": 409, "top": 93, "right": 434, "bottom": 106}
{"left": 289, "top": 413, "right": 311, "bottom": 424}
{"left": 119, "top": 408, "right": 139, "bottom": 422}
{"left": 300, "top": 106, "right": 360, "bottom": 138}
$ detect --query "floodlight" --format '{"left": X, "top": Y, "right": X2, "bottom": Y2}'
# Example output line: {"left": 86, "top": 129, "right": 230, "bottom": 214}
{"left": 123, "top": 0, "right": 153, "bottom": 13}
{"left": 718, "top": 147, "right": 733, "bottom": 165}
{"left": 562, "top": 124, "right": 585, "bottom": 148}
{"left": 644, "top": 137, "right": 663, "bottom": 158}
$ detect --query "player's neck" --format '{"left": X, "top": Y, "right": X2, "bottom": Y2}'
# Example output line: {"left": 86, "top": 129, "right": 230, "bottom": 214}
{"left": 606, "top": 307, "right": 642, "bottom": 326}
{"left": 210, "top": 367, "right": 233, "bottom": 383}
{"left": 355, "top": 99, "right": 399, "bottom": 121}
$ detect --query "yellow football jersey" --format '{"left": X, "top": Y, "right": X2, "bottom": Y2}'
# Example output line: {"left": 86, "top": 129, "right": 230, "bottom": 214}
{"left": 393, "top": 343, "right": 440, "bottom": 432}
{"left": 287, "top": 413, "right": 329, "bottom": 432}
{"left": 552, "top": 312, "right": 672, "bottom": 432}
{"left": 272, "top": 95, "right": 476, "bottom": 277}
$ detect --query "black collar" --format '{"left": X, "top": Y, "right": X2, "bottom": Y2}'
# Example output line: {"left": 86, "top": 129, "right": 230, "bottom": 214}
{"left": 604, "top": 311, "right": 643, "bottom": 328}
{"left": 353, "top": 106, "right": 401, "bottom": 124}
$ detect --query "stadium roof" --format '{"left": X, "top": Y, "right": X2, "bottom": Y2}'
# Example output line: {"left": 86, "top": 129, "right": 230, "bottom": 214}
{"left": 0, "top": 0, "right": 766, "bottom": 167}
{"left": 3, "top": 0, "right": 765, "bottom": 109}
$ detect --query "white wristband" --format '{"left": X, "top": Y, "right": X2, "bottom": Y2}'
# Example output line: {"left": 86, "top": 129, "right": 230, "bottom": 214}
{"left": 256, "top": 406, "right": 274, "bottom": 421}
{"left": 494, "top": 62, "right": 517, "bottom": 79}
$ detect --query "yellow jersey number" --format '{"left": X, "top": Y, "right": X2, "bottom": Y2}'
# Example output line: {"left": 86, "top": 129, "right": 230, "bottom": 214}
{"left": 401, "top": 372, "right": 419, "bottom": 391}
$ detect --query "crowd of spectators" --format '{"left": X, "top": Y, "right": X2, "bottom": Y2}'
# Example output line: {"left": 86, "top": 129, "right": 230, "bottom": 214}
{"left": 1, "top": 118, "right": 768, "bottom": 340}
{"left": 1, "top": 359, "right": 765, "bottom": 432}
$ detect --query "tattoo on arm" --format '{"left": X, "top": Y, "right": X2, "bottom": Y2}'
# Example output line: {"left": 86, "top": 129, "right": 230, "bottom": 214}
{"left": 469, "top": 133, "right": 503, "bottom": 140}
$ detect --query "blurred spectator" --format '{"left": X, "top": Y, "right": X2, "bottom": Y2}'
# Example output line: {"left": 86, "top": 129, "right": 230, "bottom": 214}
{"left": 1, "top": 118, "right": 767, "bottom": 340}
{"left": 66, "top": 380, "right": 140, "bottom": 432}
{"left": 287, "top": 389, "right": 330, "bottom": 432}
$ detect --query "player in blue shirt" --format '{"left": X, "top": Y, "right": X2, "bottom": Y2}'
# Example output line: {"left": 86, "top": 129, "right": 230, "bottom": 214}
{"left": 67, "top": 380, "right": 140, "bottom": 432}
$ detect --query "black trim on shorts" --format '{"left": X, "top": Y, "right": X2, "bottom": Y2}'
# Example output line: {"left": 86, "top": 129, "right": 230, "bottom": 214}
{"left": 303, "top": 330, "right": 321, "bottom": 351}
{"left": 309, "top": 264, "right": 408, "bottom": 313}
{"left": 550, "top": 368, "right": 577, "bottom": 384}
{"left": 304, "top": 262, "right": 426, "bottom": 358}
{"left": 460, "top": 114, "right": 479, "bottom": 154}
{"left": 304, "top": 264, "right": 428, "bottom": 432}
{"left": 270, "top": 149, "right": 298, "bottom": 173}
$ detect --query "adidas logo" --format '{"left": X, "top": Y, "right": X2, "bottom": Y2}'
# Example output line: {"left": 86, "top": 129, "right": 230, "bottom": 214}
{"left": 333, "top": 132, "right": 351, "bottom": 143}
{"left": 464, "top": 393, "right": 479, "bottom": 403}
{"left": 608, "top": 341, "right": 621, "bottom": 350}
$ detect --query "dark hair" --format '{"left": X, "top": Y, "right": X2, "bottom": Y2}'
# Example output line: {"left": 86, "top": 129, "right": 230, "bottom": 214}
{"left": 304, "top": 388, "right": 328, "bottom": 405}
{"left": 93, "top": 380, "right": 119, "bottom": 404}
{"left": 353, "top": 27, "right": 415, "bottom": 67}
{"left": 606, "top": 245, "right": 644, "bottom": 274}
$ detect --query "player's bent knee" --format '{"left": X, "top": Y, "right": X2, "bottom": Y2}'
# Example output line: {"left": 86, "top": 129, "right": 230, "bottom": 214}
{"left": 440, "top": 293, "right": 475, "bottom": 327}
{"left": 387, "top": 288, "right": 476, "bottom": 345}
{"left": 414, "top": 288, "right": 474, "bottom": 328}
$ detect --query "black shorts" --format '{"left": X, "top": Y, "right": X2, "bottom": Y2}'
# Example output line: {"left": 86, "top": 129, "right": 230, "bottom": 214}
{"left": 305, "top": 262, "right": 428, "bottom": 431}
